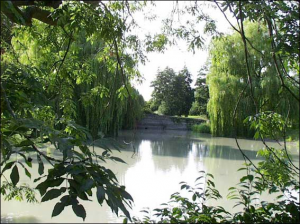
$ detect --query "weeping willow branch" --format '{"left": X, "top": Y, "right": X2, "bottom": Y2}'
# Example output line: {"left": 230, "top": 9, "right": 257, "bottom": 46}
{"left": 113, "top": 38, "right": 132, "bottom": 102}
{"left": 282, "top": 101, "right": 299, "bottom": 171}
{"left": 238, "top": 1, "right": 258, "bottom": 114}
{"left": 99, "top": 0, "right": 133, "bottom": 104}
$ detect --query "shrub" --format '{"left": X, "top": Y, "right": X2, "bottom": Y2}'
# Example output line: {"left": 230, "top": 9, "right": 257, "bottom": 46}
{"left": 192, "top": 123, "right": 211, "bottom": 133}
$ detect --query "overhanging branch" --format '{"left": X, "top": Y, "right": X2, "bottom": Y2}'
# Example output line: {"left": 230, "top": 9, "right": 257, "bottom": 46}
{"left": 2, "top": 0, "right": 100, "bottom": 26}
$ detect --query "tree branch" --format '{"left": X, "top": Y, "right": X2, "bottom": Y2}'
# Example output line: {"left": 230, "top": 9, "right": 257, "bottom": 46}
{"left": 265, "top": 17, "right": 300, "bottom": 102}
{"left": 23, "top": 6, "right": 57, "bottom": 26}
{"left": 214, "top": 1, "right": 264, "bottom": 57}
{"left": 113, "top": 39, "right": 132, "bottom": 101}
{"left": 3, "top": 0, "right": 100, "bottom": 26}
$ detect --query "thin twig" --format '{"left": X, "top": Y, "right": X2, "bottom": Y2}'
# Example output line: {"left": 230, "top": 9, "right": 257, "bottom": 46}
{"left": 214, "top": 1, "right": 264, "bottom": 57}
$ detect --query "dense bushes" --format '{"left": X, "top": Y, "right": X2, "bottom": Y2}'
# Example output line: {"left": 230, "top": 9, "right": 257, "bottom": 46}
{"left": 192, "top": 123, "right": 211, "bottom": 134}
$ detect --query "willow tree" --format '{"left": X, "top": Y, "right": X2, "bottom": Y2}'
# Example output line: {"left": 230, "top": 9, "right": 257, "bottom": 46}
{"left": 1, "top": 0, "right": 147, "bottom": 221}
{"left": 207, "top": 21, "right": 299, "bottom": 137}
{"left": 70, "top": 31, "right": 144, "bottom": 137}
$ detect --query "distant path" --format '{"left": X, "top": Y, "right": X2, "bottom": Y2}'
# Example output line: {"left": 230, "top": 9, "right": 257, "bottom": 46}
{"left": 137, "top": 113, "right": 205, "bottom": 130}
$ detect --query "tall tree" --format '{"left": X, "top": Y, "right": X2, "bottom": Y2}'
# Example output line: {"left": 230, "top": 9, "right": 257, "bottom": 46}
{"left": 189, "top": 67, "right": 209, "bottom": 116}
{"left": 176, "top": 67, "right": 194, "bottom": 116}
{"left": 151, "top": 67, "right": 193, "bottom": 116}
{"left": 207, "top": 21, "right": 299, "bottom": 137}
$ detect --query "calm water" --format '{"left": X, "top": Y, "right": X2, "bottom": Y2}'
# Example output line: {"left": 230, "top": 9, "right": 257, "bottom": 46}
{"left": 1, "top": 130, "right": 299, "bottom": 223}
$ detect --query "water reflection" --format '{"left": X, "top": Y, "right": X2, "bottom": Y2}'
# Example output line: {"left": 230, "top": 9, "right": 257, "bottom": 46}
{"left": 1, "top": 130, "right": 298, "bottom": 223}
{"left": 117, "top": 130, "right": 260, "bottom": 161}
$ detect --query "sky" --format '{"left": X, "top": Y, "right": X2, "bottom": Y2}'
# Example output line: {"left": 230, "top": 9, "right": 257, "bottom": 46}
{"left": 129, "top": 1, "right": 235, "bottom": 101}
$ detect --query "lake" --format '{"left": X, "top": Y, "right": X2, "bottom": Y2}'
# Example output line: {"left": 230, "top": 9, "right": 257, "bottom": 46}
{"left": 1, "top": 130, "right": 299, "bottom": 223}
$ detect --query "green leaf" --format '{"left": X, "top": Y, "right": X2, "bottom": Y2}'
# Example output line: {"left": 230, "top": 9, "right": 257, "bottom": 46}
{"left": 240, "top": 175, "right": 254, "bottom": 183}
{"left": 181, "top": 184, "right": 187, "bottom": 190}
{"left": 15, "top": 139, "right": 33, "bottom": 147}
{"left": 72, "top": 203, "right": 86, "bottom": 221}
{"left": 60, "top": 195, "right": 70, "bottom": 205}
{"left": 121, "top": 190, "right": 134, "bottom": 202}
{"left": 41, "top": 188, "right": 66, "bottom": 202}
{"left": 25, "top": 159, "right": 32, "bottom": 168}
{"left": 52, "top": 202, "right": 66, "bottom": 217}
{"left": 78, "top": 192, "right": 89, "bottom": 201}
{"left": 207, "top": 180, "right": 215, "bottom": 187}
{"left": 1, "top": 161, "right": 15, "bottom": 174}
{"left": 37, "top": 154, "right": 44, "bottom": 175}
{"left": 96, "top": 186, "right": 105, "bottom": 204}
{"left": 195, "top": 176, "right": 204, "bottom": 182}
{"left": 237, "top": 167, "right": 247, "bottom": 171}
{"left": 206, "top": 173, "right": 214, "bottom": 178}
{"left": 80, "top": 178, "right": 94, "bottom": 192}
{"left": 192, "top": 193, "right": 197, "bottom": 201}
{"left": 33, "top": 175, "right": 47, "bottom": 183}
{"left": 110, "top": 156, "right": 127, "bottom": 164}
{"left": 10, "top": 165, "right": 20, "bottom": 186}
{"left": 24, "top": 167, "right": 31, "bottom": 178}
{"left": 36, "top": 178, "right": 65, "bottom": 196}
{"left": 247, "top": 175, "right": 254, "bottom": 182}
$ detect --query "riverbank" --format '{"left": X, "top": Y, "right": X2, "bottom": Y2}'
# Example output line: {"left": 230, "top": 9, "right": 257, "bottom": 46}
{"left": 137, "top": 113, "right": 205, "bottom": 130}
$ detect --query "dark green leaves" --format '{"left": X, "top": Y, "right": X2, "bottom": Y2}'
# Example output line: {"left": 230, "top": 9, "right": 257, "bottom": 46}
{"left": 15, "top": 139, "right": 34, "bottom": 147}
{"left": 36, "top": 178, "right": 65, "bottom": 196}
{"left": 1, "top": 161, "right": 15, "bottom": 175}
{"left": 24, "top": 167, "right": 31, "bottom": 178}
{"left": 37, "top": 154, "right": 44, "bottom": 175}
{"left": 72, "top": 203, "right": 86, "bottom": 221}
{"left": 96, "top": 186, "right": 105, "bottom": 205}
{"left": 120, "top": 189, "right": 133, "bottom": 202}
{"left": 41, "top": 188, "right": 66, "bottom": 202}
{"left": 80, "top": 178, "right": 94, "bottom": 192}
{"left": 10, "top": 165, "right": 19, "bottom": 186}
{"left": 192, "top": 193, "right": 197, "bottom": 201}
{"left": 52, "top": 202, "right": 66, "bottom": 218}
{"left": 110, "top": 156, "right": 126, "bottom": 164}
